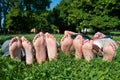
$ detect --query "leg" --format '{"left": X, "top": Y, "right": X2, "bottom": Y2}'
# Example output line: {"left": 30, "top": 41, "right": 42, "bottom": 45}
{"left": 45, "top": 32, "right": 57, "bottom": 61}
{"left": 33, "top": 32, "right": 46, "bottom": 64}
{"left": 60, "top": 34, "right": 73, "bottom": 53}
{"left": 82, "top": 40, "right": 94, "bottom": 61}
{"left": 62, "top": 30, "right": 79, "bottom": 52}
{"left": 73, "top": 35, "right": 83, "bottom": 59}
{"left": 102, "top": 42, "right": 116, "bottom": 62}
{"left": 9, "top": 37, "right": 22, "bottom": 60}
{"left": 64, "top": 30, "right": 78, "bottom": 35}
{"left": 21, "top": 36, "right": 34, "bottom": 65}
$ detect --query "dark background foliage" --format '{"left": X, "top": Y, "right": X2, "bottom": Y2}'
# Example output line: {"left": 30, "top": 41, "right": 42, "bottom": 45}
{"left": 0, "top": 0, "right": 120, "bottom": 34}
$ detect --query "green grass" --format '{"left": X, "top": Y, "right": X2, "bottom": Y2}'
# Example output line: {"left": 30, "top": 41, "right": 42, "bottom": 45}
{"left": 0, "top": 34, "right": 120, "bottom": 80}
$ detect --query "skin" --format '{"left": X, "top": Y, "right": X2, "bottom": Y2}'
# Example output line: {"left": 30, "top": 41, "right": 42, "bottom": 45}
{"left": 82, "top": 40, "right": 94, "bottom": 61}
{"left": 102, "top": 42, "right": 116, "bottom": 62}
{"left": 9, "top": 32, "right": 58, "bottom": 64}
{"left": 73, "top": 35, "right": 83, "bottom": 59}
{"left": 61, "top": 31, "right": 119, "bottom": 62}
{"left": 33, "top": 32, "right": 58, "bottom": 64}
{"left": 82, "top": 35, "right": 118, "bottom": 62}
{"left": 9, "top": 37, "right": 22, "bottom": 60}
{"left": 9, "top": 36, "right": 34, "bottom": 64}
{"left": 33, "top": 32, "right": 47, "bottom": 64}
{"left": 61, "top": 30, "right": 94, "bottom": 61}
{"left": 60, "top": 30, "right": 79, "bottom": 53}
{"left": 60, "top": 34, "right": 73, "bottom": 53}
{"left": 21, "top": 36, "right": 34, "bottom": 65}
{"left": 45, "top": 32, "right": 58, "bottom": 61}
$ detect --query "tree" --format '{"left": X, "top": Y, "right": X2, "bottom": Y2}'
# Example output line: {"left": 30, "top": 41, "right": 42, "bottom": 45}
{"left": 35, "top": 12, "right": 50, "bottom": 32}
{"left": 53, "top": 0, "right": 120, "bottom": 33}
{"left": 5, "top": 0, "right": 52, "bottom": 33}
{"left": 6, "top": 9, "right": 36, "bottom": 33}
{"left": 23, "top": 0, "right": 51, "bottom": 13}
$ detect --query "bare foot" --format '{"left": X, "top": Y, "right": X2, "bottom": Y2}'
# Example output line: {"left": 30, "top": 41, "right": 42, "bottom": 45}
{"left": 45, "top": 32, "right": 57, "bottom": 61}
{"left": 9, "top": 37, "right": 22, "bottom": 60}
{"left": 73, "top": 35, "right": 83, "bottom": 60}
{"left": 33, "top": 32, "right": 46, "bottom": 64}
{"left": 102, "top": 42, "right": 116, "bottom": 62}
{"left": 82, "top": 40, "right": 94, "bottom": 61}
{"left": 21, "top": 36, "right": 34, "bottom": 65}
{"left": 60, "top": 34, "right": 73, "bottom": 53}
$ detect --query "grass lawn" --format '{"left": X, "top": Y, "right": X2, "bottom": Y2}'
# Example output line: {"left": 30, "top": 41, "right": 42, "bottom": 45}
{"left": 0, "top": 33, "right": 120, "bottom": 80}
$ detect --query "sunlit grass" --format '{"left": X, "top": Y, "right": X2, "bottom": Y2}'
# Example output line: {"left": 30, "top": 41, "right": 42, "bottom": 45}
{"left": 0, "top": 33, "right": 120, "bottom": 80}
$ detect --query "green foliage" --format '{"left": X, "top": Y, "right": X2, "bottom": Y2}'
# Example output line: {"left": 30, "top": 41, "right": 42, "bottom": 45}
{"left": 33, "top": 12, "right": 59, "bottom": 33}
{"left": 0, "top": 34, "right": 120, "bottom": 79}
{"left": 6, "top": 9, "right": 37, "bottom": 33}
{"left": 3, "top": 0, "right": 21, "bottom": 9}
{"left": 53, "top": 0, "right": 120, "bottom": 33}
{"left": 2, "top": 0, "right": 52, "bottom": 34}
{"left": 34, "top": 12, "right": 50, "bottom": 32}
{"left": 24, "top": 0, "right": 51, "bottom": 11}
{"left": 6, "top": 9, "right": 21, "bottom": 30}
{"left": 3, "top": 0, "right": 120, "bottom": 34}
{"left": 6, "top": 9, "right": 59, "bottom": 34}
{"left": 50, "top": 24, "right": 59, "bottom": 34}
{"left": 1, "top": 52, "right": 120, "bottom": 80}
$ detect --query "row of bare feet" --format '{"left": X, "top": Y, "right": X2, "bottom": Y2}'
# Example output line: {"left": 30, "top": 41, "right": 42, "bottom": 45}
{"left": 60, "top": 33, "right": 116, "bottom": 62}
{"left": 9, "top": 32, "right": 57, "bottom": 65}
{"left": 61, "top": 34, "right": 94, "bottom": 62}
